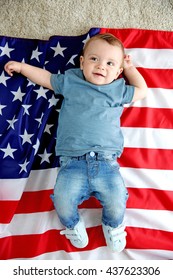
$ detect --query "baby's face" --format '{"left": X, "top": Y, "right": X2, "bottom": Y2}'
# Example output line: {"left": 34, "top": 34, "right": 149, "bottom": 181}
{"left": 80, "top": 39, "right": 123, "bottom": 85}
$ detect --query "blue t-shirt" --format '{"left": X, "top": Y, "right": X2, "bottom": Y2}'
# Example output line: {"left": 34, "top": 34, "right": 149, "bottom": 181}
{"left": 50, "top": 68, "right": 134, "bottom": 157}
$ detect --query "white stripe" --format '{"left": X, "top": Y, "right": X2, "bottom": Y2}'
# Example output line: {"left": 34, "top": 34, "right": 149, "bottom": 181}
{"left": 122, "top": 127, "right": 173, "bottom": 149}
{"left": 125, "top": 209, "right": 173, "bottom": 232}
{"left": 24, "top": 167, "right": 58, "bottom": 192}
{"left": 129, "top": 88, "right": 173, "bottom": 109}
{"left": 14, "top": 248, "right": 173, "bottom": 260}
{"left": 121, "top": 167, "right": 173, "bottom": 191}
{"left": 123, "top": 249, "right": 173, "bottom": 260}
{"left": 0, "top": 209, "right": 101, "bottom": 236}
{"left": 125, "top": 48, "right": 173, "bottom": 69}
{"left": 0, "top": 168, "right": 58, "bottom": 200}
{"left": 1, "top": 208, "right": 172, "bottom": 236}
{"left": 1, "top": 166, "right": 172, "bottom": 201}
{"left": 24, "top": 248, "right": 131, "bottom": 260}
{"left": 0, "top": 178, "right": 26, "bottom": 200}
{"left": 0, "top": 224, "right": 9, "bottom": 235}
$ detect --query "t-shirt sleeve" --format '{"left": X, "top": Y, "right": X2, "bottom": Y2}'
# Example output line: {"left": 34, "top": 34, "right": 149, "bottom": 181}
{"left": 121, "top": 84, "right": 135, "bottom": 104}
{"left": 50, "top": 73, "right": 64, "bottom": 96}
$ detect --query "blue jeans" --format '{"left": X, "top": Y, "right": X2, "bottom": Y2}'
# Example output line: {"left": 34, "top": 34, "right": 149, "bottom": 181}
{"left": 51, "top": 152, "right": 128, "bottom": 229}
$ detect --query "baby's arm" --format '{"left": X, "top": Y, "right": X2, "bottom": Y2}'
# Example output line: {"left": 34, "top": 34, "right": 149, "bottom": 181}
{"left": 123, "top": 55, "right": 148, "bottom": 102}
{"left": 4, "top": 61, "right": 53, "bottom": 90}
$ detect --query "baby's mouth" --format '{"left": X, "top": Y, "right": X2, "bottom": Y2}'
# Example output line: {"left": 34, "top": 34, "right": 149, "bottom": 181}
{"left": 93, "top": 72, "right": 105, "bottom": 77}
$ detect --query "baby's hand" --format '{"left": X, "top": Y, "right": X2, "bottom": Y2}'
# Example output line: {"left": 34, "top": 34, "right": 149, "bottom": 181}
{"left": 4, "top": 61, "right": 22, "bottom": 76}
{"left": 123, "top": 54, "right": 133, "bottom": 69}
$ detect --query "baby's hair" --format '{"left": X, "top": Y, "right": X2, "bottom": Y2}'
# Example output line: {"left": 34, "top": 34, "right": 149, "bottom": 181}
{"left": 82, "top": 33, "right": 125, "bottom": 66}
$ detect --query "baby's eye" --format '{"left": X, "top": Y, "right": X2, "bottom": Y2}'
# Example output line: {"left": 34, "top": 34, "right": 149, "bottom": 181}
{"left": 90, "top": 57, "right": 98, "bottom": 62}
{"left": 107, "top": 61, "right": 114, "bottom": 66}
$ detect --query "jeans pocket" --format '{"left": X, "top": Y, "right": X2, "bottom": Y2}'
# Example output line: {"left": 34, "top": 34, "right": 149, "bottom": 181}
{"left": 59, "top": 156, "right": 71, "bottom": 168}
{"left": 105, "top": 159, "right": 119, "bottom": 171}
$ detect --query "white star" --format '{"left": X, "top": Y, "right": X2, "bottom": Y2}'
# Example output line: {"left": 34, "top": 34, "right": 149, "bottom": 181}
{"left": 0, "top": 42, "right": 15, "bottom": 57}
{"left": 33, "top": 138, "right": 40, "bottom": 155}
{"left": 0, "top": 104, "right": 6, "bottom": 115}
{"left": 44, "top": 124, "right": 54, "bottom": 134}
{"left": 44, "top": 60, "right": 49, "bottom": 66}
{"left": 51, "top": 42, "right": 67, "bottom": 57}
{"left": 35, "top": 113, "right": 44, "bottom": 127}
{"left": 11, "top": 87, "right": 26, "bottom": 102}
{"left": 7, "top": 116, "right": 18, "bottom": 129}
{"left": 34, "top": 86, "right": 49, "bottom": 99}
{"left": 0, "top": 143, "right": 17, "bottom": 159}
{"left": 38, "top": 148, "right": 52, "bottom": 164}
{"left": 27, "top": 79, "right": 35, "bottom": 87}
{"left": 82, "top": 34, "right": 90, "bottom": 45}
{"left": 66, "top": 54, "right": 78, "bottom": 66}
{"left": 22, "top": 104, "right": 32, "bottom": 115}
{"left": 0, "top": 71, "right": 11, "bottom": 86}
{"left": 48, "top": 95, "right": 58, "bottom": 108}
{"left": 19, "top": 158, "right": 30, "bottom": 174}
{"left": 20, "top": 129, "right": 34, "bottom": 145}
{"left": 30, "top": 47, "right": 43, "bottom": 62}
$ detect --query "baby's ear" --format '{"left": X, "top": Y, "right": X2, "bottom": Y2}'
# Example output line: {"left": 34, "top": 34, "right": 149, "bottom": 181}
{"left": 118, "top": 68, "right": 123, "bottom": 75}
{"left": 80, "top": 56, "right": 84, "bottom": 70}
{"left": 115, "top": 67, "right": 123, "bottom": 79}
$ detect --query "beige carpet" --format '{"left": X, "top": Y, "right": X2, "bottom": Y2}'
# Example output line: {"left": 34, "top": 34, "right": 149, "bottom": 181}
{"left": 0, "top": 0, "right": 172, "bottom": 39}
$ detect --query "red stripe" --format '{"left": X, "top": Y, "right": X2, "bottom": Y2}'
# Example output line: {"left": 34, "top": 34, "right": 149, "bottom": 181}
{"left": 0, "top": 227, "right": 104, "bottom": 259}
{"left": 127, "top": 227, "right": 173, "bottom": 250}
{"left": 119, "top": 148, "right": 173, "bottom": 170}
{"left": 123, "top": 69, "right": 173, "bottom": 89}
{"left": 1, "top": 187, "right": 172, "bottom": 224}
{"left": 1, "top": 226, "right": 173, "bottom": 259}
{"left": 127, "top": 188, "right": 173, "bottom": 210}
{"left": 138, "top": 68, "right": 173, "bottom": 89}
{"left": 81, "top": 189, "right": 173, "bottom": 211}
{"left": 79, "top": 197, "right": 101, "bottom": 209}
{"left": 0, "top": 201, "right": 19, "bottom": 223}
{"left": 16, "top": 192, "right": 101, "bottom": 213}
{"left": 100, "top": 28, "right": 173, "bottom": 49}
{"left": 15, "top": 189, "right": 54, "bottom": 214}
{"left": 1, "top": 149, "right": 173, "bottom": 222}
{"left": 122, "top": 107, "right": 173, "bottom": 129}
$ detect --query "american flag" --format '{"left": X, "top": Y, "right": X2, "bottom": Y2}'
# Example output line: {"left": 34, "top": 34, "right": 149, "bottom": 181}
{"left": 0, "top": 28, "right": 173, "bottom": 260}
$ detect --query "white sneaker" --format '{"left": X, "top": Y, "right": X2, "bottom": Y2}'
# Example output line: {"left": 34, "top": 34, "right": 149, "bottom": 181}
{"left": 102, "top": 223, "right": 127, "bottom": 252}
{"left": 60, "top": 218, "right": 88, "bottom": 248}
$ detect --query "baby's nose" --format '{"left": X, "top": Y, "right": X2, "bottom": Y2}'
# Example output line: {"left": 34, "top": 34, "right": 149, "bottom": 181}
{"left": 97, "top": 63, "right": 105, "bottom": 70}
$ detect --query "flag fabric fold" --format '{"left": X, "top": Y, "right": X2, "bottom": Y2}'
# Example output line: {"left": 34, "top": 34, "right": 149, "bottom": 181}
{"left": 0, "top": 27, "right": 173, "bottom": 260}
